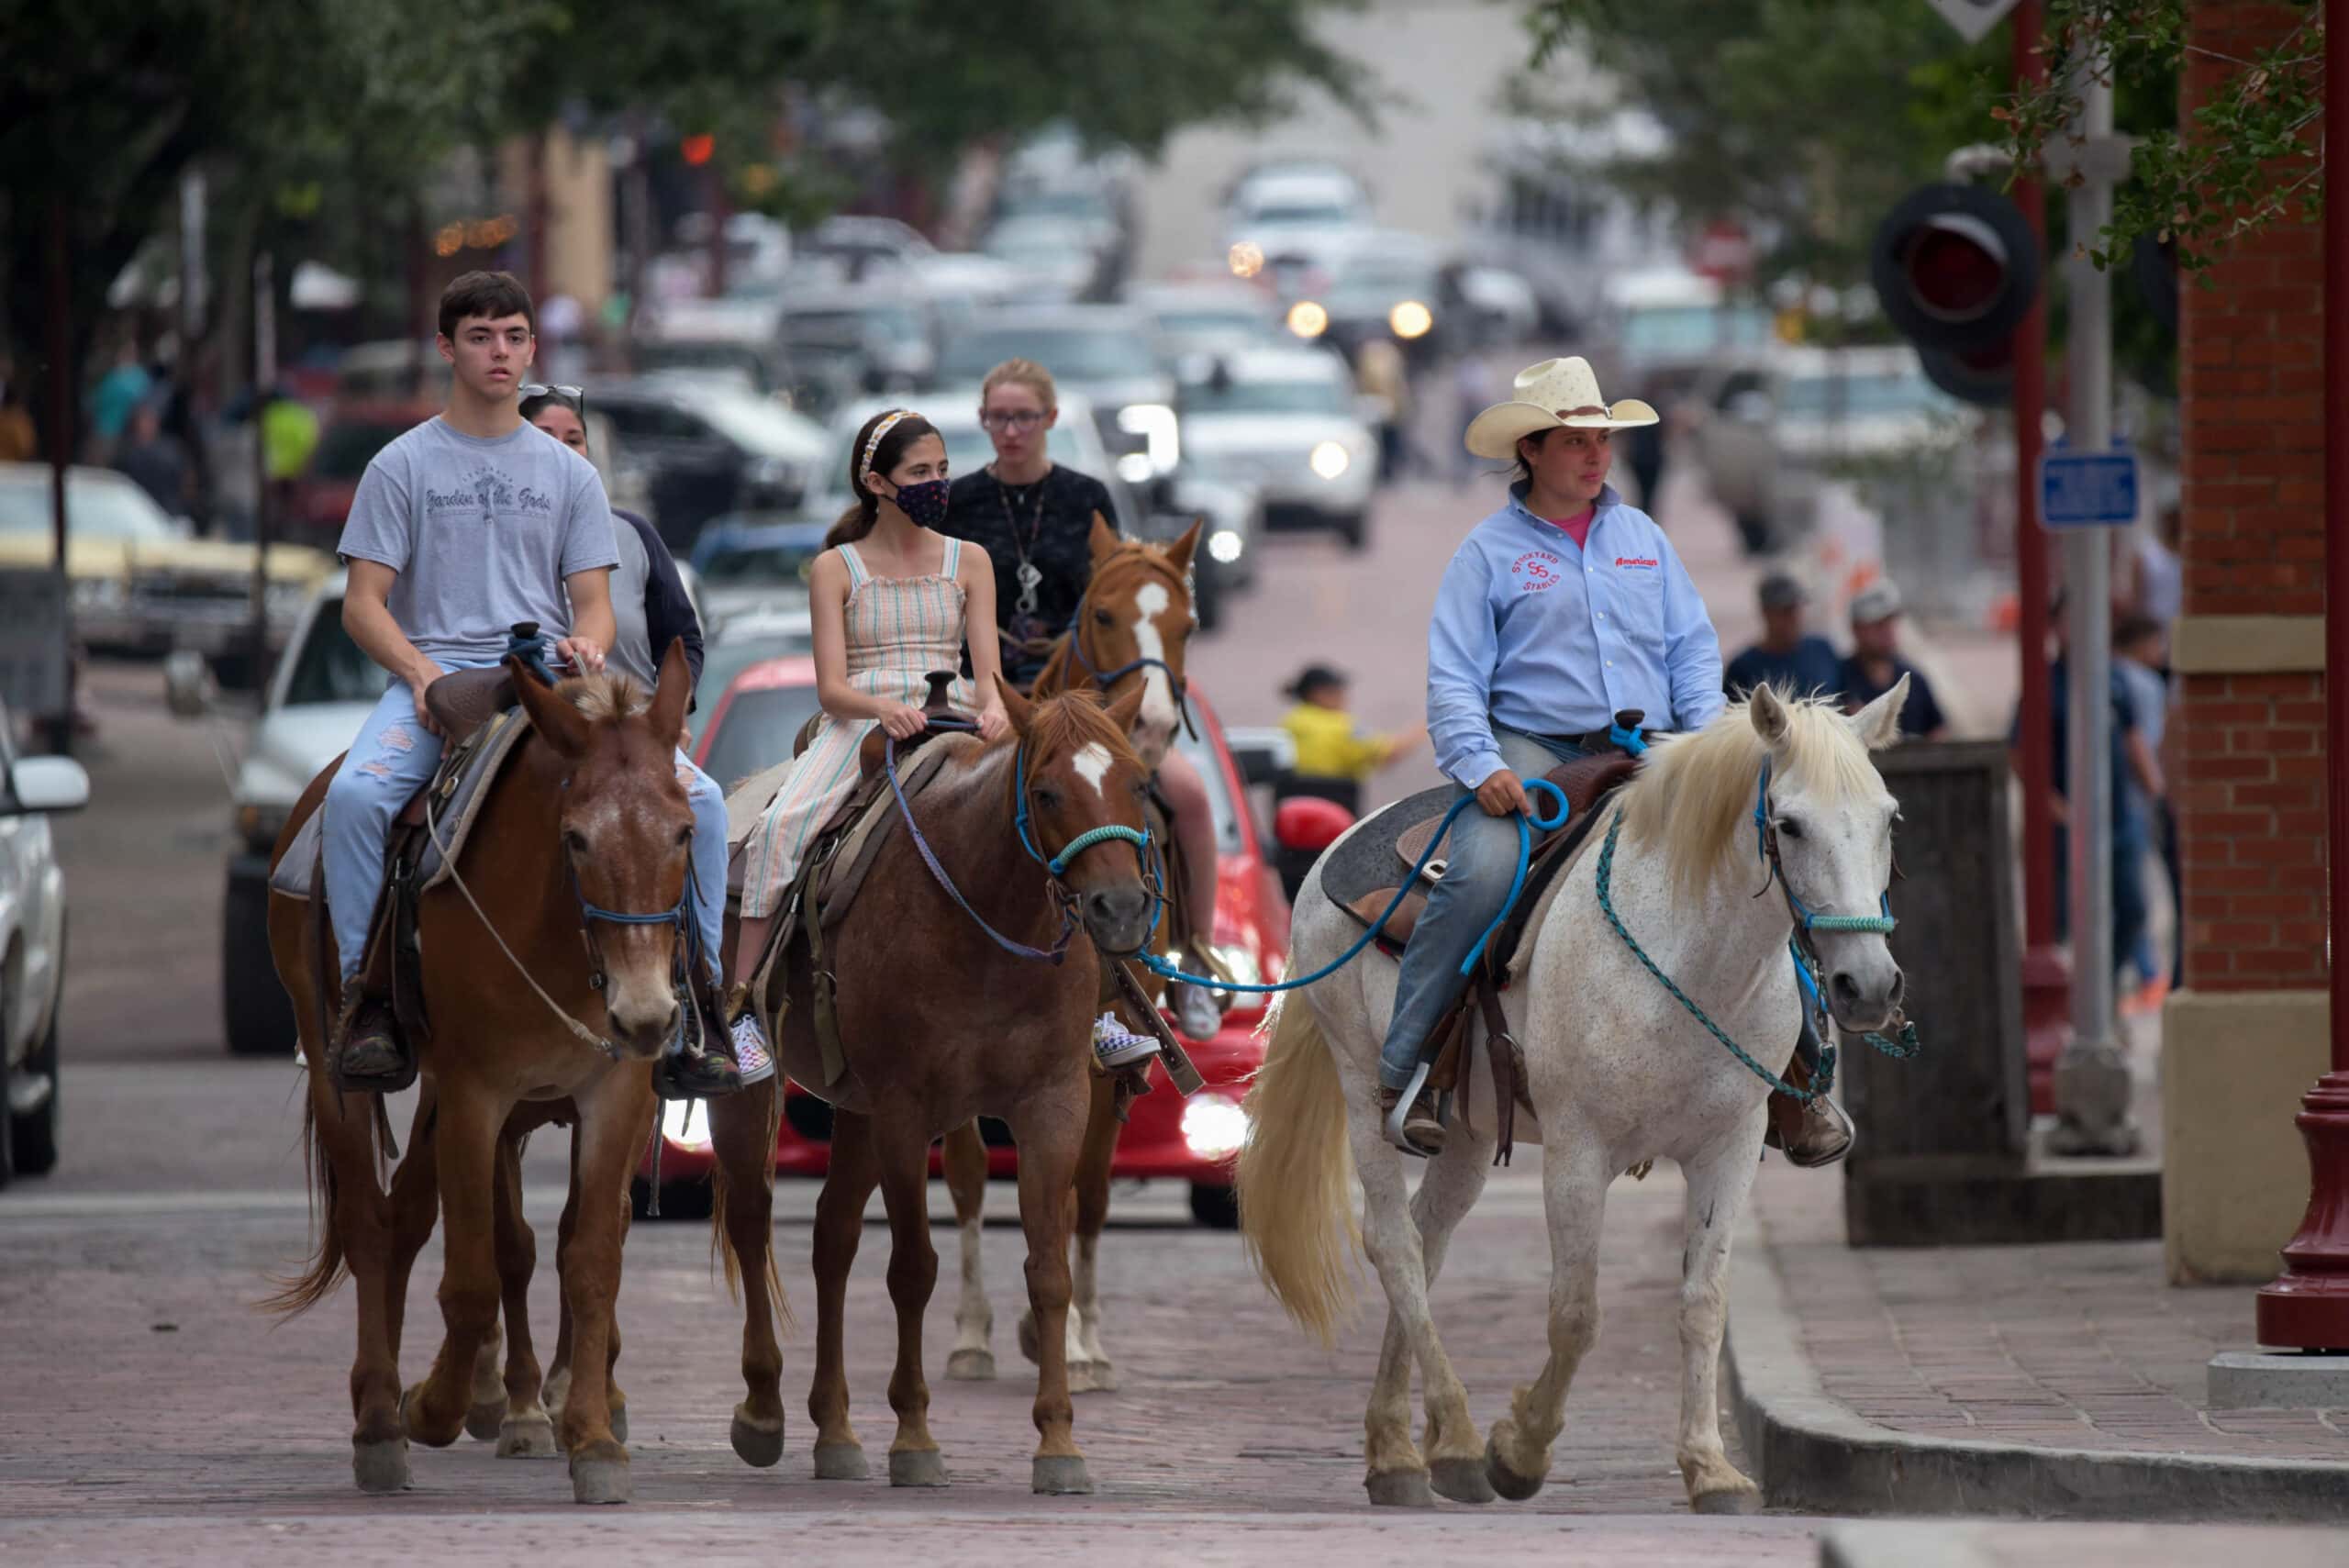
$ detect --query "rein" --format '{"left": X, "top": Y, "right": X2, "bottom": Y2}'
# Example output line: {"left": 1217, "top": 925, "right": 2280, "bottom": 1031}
{"left": 880, "top": 720, "right": 1153, "bottom": 965}
{"left": 1595, "top": 754, "right": 1922, "bottom": 1105}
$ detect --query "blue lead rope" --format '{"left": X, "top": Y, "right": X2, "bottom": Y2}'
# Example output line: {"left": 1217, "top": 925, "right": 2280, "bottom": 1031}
{"left": 1138, "top": 778, "right": 1570, "bottom": 994}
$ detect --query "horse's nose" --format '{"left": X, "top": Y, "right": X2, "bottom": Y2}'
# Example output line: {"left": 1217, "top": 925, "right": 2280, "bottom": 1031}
{"left": 1085, "top": 884, "right": 1152, "bottom": 948}
{"left": 607, "top": 996, "right": 680, "bottom": 1060}
{"left": 1830, "top": 966, "right": 1903, "bottom": 1014}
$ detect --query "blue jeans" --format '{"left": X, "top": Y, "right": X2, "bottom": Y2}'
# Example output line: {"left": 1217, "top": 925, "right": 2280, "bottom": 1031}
{"left": 323, "top": 673, "right": 729, "bottom": 993}
{"left": 1377, "top": 728, "right": 1590, "bottom": 1090}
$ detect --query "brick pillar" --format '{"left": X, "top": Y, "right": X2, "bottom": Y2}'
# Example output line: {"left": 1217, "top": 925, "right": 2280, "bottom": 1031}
{"left": 2162, "top": 1, "right": 2333, "bottom": 1281}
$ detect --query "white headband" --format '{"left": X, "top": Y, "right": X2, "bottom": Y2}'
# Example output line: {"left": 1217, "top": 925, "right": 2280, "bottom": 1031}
{"left": 860, "top": 409, "right": 914, "bottom": 482}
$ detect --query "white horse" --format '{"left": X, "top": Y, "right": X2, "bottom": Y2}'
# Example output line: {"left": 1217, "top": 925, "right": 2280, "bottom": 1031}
{"left": 1236, "top": 682, "right": 1908, "bottom": 1512}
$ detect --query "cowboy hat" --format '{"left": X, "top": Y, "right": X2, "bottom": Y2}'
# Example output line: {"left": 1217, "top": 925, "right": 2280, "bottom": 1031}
{"left": 1464, "top": 356, "right": 1659, "bottom": 460}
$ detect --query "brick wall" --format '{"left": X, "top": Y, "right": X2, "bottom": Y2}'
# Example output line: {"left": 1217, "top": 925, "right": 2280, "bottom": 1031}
{"left": 2174, "top": 2, "right": 2327, "bottom": 993}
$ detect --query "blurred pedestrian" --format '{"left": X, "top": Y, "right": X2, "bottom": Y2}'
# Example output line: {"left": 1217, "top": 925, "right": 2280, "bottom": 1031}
{"left": 1837, "top": 579, "right": 1947, "bottom": 740}
{"left": 0, "top": 372, "right": 36, "bottom": 463}
{"left": 1450, "top": 353, "right": 1497, "bottom": 489}
{"left": 114, "top": 403, "right": 189, "bottom": 515}
{"left": 1355, "top": 338, "right": 1410, "bottom": 484}
{"left": 2112, "top": 613, "right": 2177, "bottom": 1006}
{"left": 1277, "top": 663, "right": 1425, "bottom": 815}
{"left": 258, "top": 386, "right": 319, "bottom": 530}
{"left": 87, "top": 344, "right": 151, "bottom": 462}
{"left": 941, "top": 357, "right": 1226, "bottom": 1042}
{"left": 1620, "top": 376, "right": 1666, "bottom": 511}
{"left": 1723, "top": 571, "right": 1840, "bottom": 701}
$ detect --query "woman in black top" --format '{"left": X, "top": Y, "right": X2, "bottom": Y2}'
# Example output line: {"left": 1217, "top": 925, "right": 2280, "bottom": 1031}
{"left": 942, "top": 359, "right": 1226, "bottom": 1040}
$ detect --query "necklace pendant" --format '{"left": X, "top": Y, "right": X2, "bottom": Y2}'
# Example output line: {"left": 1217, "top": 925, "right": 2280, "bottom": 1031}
{"left": 1015, "top": 562, "right": 1042, "bottom": 614}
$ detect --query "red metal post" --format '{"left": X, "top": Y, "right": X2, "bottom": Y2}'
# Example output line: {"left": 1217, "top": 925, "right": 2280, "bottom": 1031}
{"left": 2255, "top": 12, "right": 2349, "bottom": 1351}
{"left": 2011, "top": 0, "right": 2055, "bottom": 948}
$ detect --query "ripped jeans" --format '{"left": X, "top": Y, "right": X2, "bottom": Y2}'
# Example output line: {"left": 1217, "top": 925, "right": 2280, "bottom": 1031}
{"left": 324, "top": 673, "right": 732, "bottom": 995}
{"left": 323, "top": 676, "right": 464, "bottom": 987}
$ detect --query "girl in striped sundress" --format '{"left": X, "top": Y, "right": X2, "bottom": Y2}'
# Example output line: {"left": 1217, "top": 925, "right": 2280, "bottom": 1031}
{"left": 730, "top": 410, "right": 1011, "bottom": 978}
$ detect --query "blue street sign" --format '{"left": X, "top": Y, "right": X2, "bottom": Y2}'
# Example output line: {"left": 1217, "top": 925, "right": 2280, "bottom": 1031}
{"left": 2040, "top": 450, "right": 2140, "bottom": 528}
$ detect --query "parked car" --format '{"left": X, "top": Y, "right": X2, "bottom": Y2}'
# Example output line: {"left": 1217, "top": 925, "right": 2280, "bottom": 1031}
{"left": 591, "top": 380, "right": 827, "bottom": 550}
{"left": 979, "top": 217, "right": 1108, "bottom": 305}
{"left": 640, "top": 672, "right": 1283, "bottom": 1226}
{"left": 799, "top": 215, "right": 937, "bottom": 284}
{"left": 775, "top": 289, "right": 940, "bottom": 408}
{"left": 0, "top": 695, "right": 91, "bottom": 1188}
{"left": 688, "top": 516, "right": 830, "bottom": 637}
{"left": 1174, "top": 346, "right": 1377, "bottom": 550}
{"left": 1127, "top": 280, "right": 1284, "bottom": 359}
{"left": 0, "top": 462, "right": 334, "bottom": 671}
{"left": 286, "top": 400, "right": 439, "bottom": 542}
{"left": 1686, "top": 344, "right": 1975, "bottom": 552}
{"left": 220, "top": 573, "right": 376, "bottom": 1056}
{"left": 930, "top": 306, "right": 1175, "bottom": 471}
{"left": 1291, "top": 235, "right": 1446, "bottom": 361}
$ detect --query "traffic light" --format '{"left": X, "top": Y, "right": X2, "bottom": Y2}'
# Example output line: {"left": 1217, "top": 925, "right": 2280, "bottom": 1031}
{"left": 1871, "top": 182, "right": 2042, "bottom": 406}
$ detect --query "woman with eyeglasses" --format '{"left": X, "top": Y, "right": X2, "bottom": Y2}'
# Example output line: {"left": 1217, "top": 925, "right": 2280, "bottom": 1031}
{"left": 942, "top": 359, "right": 1228, "bottom": 1041}
{"left": 520, "top": 384, "right": 774, "bottom": 1090}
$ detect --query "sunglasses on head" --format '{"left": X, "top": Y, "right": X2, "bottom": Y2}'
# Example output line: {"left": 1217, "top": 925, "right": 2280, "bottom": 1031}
{"left": 518, "top": 384, "right": 585, "bottom": 413}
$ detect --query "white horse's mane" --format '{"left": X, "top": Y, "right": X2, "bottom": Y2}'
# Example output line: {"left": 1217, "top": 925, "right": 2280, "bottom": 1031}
{"left": 1620, "top": 688, "right": 1884, "bottom": 901}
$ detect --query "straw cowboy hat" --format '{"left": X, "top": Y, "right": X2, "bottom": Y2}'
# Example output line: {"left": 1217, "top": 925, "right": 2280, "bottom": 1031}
{"left": 1464, "top": 356, "right": 1660, "bottom": 460}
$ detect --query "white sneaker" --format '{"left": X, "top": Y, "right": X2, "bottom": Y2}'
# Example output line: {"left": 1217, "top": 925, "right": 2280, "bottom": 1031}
{"left": 1092, "top": 1010, "right": 1161, "bottom": 1071}
{"left": 729, "top": 1012, "right": 777, "bottom": 1085}
{"left": 1171, "top": 982, "right": 1224, "bottom": 1041}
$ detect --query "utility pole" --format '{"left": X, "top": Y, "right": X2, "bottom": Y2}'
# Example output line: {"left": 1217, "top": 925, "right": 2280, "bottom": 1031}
{"left": 2049, "top": 59, "right": 2139, "bottom": 1156}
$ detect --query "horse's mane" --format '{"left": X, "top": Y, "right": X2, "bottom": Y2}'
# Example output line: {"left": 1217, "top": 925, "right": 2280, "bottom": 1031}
{"left": 1619, "top": 688, "right": 1884, "bottom": 900}
{"left": 558, "top": 672, "right": 651, "bottom": 723}
{"left": 1022, "top": 684, "right": 1143, "bottom": 765}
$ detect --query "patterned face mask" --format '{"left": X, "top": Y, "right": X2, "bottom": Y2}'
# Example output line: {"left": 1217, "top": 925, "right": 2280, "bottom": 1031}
{"left": 891, "top": 478, "right": 951, "bottom": 528}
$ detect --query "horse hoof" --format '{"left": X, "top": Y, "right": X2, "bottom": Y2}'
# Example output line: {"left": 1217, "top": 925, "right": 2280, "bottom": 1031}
{"left": 570, "top": 1451, "right": 631, "bottom": 1506}
{"left": 945, "top": 1348, "right": 996, "bottom": 1382}
{"left": 1429, "top": 1455, "right": 1497, "bottom": 1506}
{"left": 889, "top": 1448, "right": 949, "bottom": 1488}
{"left": 400, "top": 1385, "right": 459, "bottom": 1449}
{"left": 812, "top": 1440, "right": 870, "bottom": 1482}
{"left": 1018, "top": 1312, "right": 1041, "bottom": 1365}
{"left": 1364, "top": 1468, "right": 1434, "bottom": 1508}
{"left": 496, "top": 1411, "right": 558, "bottom": 1460}
{"left": 1031, "top": 1454, "right": 1094, "bottom": 1496}
{"left": 1072, "top": 1359, "right": 1119, "bottom": 1395}
{"left": 1692, "top": 1486, "right": 1761, "bottom": 1516}
{"left": 1484, "top": 1433, "right": 1546, "bottom": 1502}
{"left": 608, "top": 1404, "right": 628, "bottom": 1447}
{"left": 351, "top": 1439, "right": 410, "bottom": 1494}
{"left": 729, "top": 1407, "right": 785, "bottom": 1469}
{"left": 466, "top": 1397, "right": 507, "bottom": 1442}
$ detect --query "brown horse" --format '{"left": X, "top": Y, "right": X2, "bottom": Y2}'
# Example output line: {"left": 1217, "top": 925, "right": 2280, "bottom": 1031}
{"left": 941, "top": 518, "right": 1200, "bottom": 1394}
{"left": 264, "top": 644, "right": 697, "bottom": 1505}
{"left": 702, "top": 677, "right": 1157, "bottom": 1494}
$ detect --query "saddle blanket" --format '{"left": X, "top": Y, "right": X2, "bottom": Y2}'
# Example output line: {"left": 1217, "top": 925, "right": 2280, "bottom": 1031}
{"left": 268, "top": 708, "right": 532, "bottom": 901}
{"left": 722, "top": 731, "right": 973, "bottom": 929}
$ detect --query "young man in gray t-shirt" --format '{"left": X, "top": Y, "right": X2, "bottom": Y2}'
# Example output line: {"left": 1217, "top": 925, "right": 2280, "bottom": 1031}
{"left": 318, "top": 272, "right": 736, "bottom": 1099}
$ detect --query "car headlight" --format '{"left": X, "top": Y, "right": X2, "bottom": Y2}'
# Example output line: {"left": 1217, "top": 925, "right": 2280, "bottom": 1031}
{"left": 1309, "top": 441, "right": 1351, "bottom": 481}
{"left": 1210, "top": 941, "right": 1262, "bottom": 990}
{"left": 661, "top": 1096, "right": 715, "bottom": 1153}
{"left": 1286, "top": 300, "right": 1330, "bottom": 339}
{"left": 1207, "top": 528, "right": 1244, "bottom": 565}
{"left": 1181, "top": 1094, "right": 1249, "bottom": 1162}
{"left": 1389, "top": 300, "right": 1434, "bottom": 339}
{"left": 1228, "top": 241, "right": 1264, "bottom": 279}
{"left": 72, "top": 576, "right": 127, "bottom": 611}
{"left": 236, "top": 801, "right": 291, "bottom": 851}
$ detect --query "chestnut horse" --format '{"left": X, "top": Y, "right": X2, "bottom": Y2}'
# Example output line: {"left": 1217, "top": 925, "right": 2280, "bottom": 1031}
{"left": 701, "top": 678, "right": 1157, "bottom": 1495}
{"left": 940, "top": 518, "right": 1200, "bottom": 1394}
{"left": 264, "top": 644, "right": 698, "bottom": 1505}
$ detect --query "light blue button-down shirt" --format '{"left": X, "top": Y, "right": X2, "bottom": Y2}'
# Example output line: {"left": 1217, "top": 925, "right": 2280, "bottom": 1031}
{"left": 1426, "top": 484, "right": 1725, "bottom": 789}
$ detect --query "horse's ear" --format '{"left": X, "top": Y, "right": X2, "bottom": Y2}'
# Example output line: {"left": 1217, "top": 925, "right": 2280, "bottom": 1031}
{"left": 1162, "top": 517, "right": 1202, "bottom": 582}
{"left": 1106, "top": 680, "right": 1147, "bottom": 737}
{"left": 992, "top": 672, "right": 1036, "bottom": 737}
{"left": 1087, "top": 511, "right": 1120, "bottom": 568}
{"left": 1746, "top": 683, "right": 1792, "bottom": 749}
{"left": 509, "top": 654, "right": 591, "bottom": 757}
{"left": 646, "top": 638, "right": 691, "bottom": 744}
{"left": 1850, "top": 673, "right": 1908, "bottom": 750}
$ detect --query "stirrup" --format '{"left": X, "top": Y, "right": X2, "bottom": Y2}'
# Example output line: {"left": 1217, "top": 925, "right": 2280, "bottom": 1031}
{"left": 1381, "top": 1061, "right": 1444, "bottom": 1159}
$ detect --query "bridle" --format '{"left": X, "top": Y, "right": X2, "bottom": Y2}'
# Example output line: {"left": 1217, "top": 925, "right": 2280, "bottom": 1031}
{"left": 1061, "top": 556, "right": 1198, "bottom": 741}
{"left": 883, "top": 717, "right": 1159, "bottom": 964}
{"left": 1747, "top": 755, "right": 1911, "bottom": 1042}
{"left": 564, "top": 831, "right": 699, "bottom": 1004}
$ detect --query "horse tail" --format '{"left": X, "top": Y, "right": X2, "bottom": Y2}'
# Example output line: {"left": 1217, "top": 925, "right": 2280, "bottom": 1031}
{"left": 707, "top": 1083, "right": 795, "bottom": 1340}
{"left": 258, "top": 1090, "right": 350, "bottom": 1318}
{"left": 1237, "top": 996, "right": 1359, "bottom": 1346}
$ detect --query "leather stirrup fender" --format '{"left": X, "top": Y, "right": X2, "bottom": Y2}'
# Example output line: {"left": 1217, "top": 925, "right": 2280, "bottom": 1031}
{"left": 1475, "top": 982, "right": 1525, "bottom": 1168}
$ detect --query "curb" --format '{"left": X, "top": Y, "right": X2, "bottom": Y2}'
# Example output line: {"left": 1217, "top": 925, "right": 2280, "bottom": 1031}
{"left": 1723, "top": 1220, "right": 2349, "bottom": 1522}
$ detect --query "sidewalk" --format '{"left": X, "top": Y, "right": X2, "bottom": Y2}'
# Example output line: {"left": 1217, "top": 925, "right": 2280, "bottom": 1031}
{"left": 1726, "top": 1162, "right": 2349, "bottom": 1521}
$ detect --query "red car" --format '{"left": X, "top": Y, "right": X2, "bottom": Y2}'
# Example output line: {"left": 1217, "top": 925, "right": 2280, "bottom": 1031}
{"left": 638, "top": 657, "right": 1285, "bottom": 1229}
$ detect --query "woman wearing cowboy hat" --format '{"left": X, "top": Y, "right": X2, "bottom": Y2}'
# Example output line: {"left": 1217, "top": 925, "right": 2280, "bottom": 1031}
{"left": 1376, "top": 356, "right": 1852, "bottom": 1169}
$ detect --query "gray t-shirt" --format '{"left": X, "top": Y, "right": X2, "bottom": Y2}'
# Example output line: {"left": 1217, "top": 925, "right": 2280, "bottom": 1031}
{"left": 605, "top": 514, "right": 654, "bottom": 689}
{"left": 337, "top": 417, "right": 619, "bottom": 667}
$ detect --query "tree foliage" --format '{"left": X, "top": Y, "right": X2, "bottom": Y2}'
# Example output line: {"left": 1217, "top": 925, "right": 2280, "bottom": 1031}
{"left": 1523, "top": 0, "right": 2006, "bottom": 287}
{"left": 1998, "top": 0, "right": 2321, "bottom": 272}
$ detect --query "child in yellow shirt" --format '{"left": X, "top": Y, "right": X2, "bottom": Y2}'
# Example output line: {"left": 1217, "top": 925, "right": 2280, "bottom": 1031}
{"left": 1279, "top": 664, "right": 1425, "bottom": 811}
